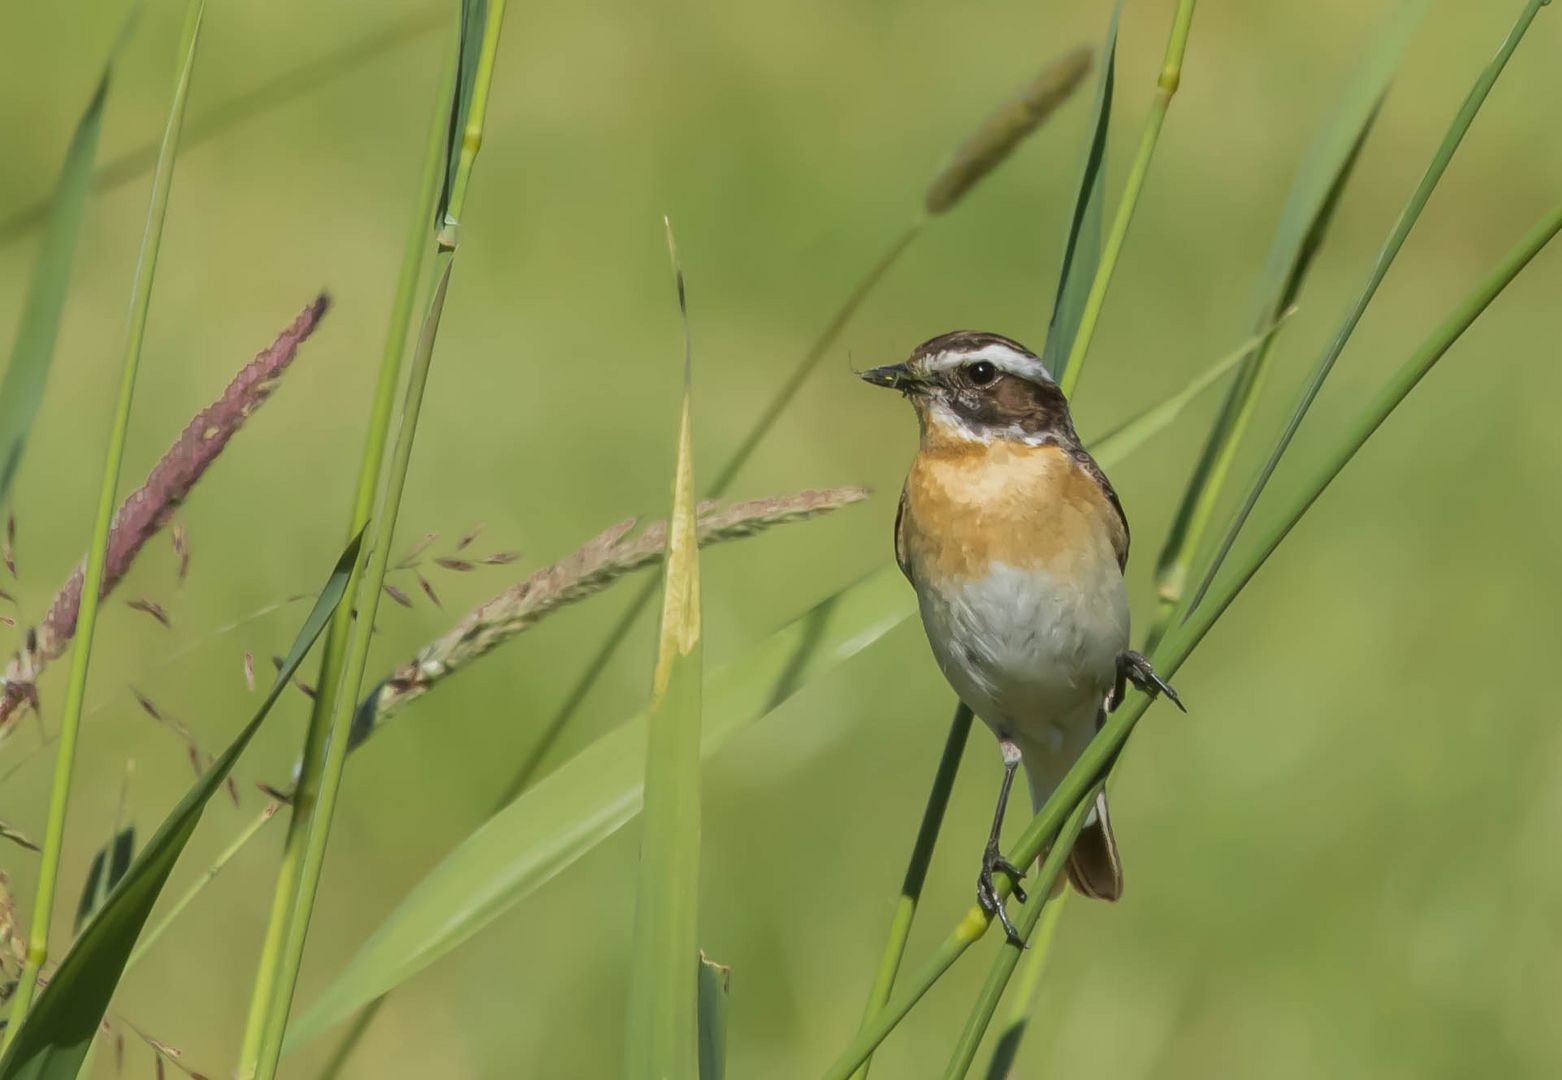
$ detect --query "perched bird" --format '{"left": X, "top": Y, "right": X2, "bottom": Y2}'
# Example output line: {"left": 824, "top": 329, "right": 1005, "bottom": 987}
{"left": 861, "top": 330, "right": 1179, "bottom": 943}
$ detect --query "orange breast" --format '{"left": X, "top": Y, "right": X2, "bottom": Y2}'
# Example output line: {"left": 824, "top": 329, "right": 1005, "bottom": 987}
{"left": 901, "top": 439, "right": 1126, "bottom": 584}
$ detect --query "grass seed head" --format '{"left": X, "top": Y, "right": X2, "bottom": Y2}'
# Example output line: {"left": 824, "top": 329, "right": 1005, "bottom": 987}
{"left": 924, "top": 46, "right": 1093, "bottom": 215}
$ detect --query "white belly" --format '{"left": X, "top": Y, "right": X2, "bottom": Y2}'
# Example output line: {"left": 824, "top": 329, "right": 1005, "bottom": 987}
{"left": 916, "top": 559, "right": 1128, "bottom": 773}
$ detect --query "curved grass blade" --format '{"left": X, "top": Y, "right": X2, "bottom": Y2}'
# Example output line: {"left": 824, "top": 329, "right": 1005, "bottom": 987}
{"left": 0, "top": 14, "right": 137, "bottom": 507}
{"left": 284, "top": 564, "right": 915, "bottom": 1051}
{"left": 0, "top": 1, "right": 205, "bottom": 1045}
{"left": 1181, "top": 0, "right": 1550, "bottom": 620}
{"left": 1055, "top": 0, "right": 1197, "bottom": 398}
{"left": 1146, "top": 0, "right": 1430, "bottom": 650}
{"left": 0, "top": 534, "right": 360, "bottom": 1080}
{"left": 1039, "top": 0, "right": 1121, "bottom": 381}
{"left": 625, "top": 222, "right": 705, "bottom": 1080}
{"left": 1088, "top": 313, "right": 1293, "bottom": 466}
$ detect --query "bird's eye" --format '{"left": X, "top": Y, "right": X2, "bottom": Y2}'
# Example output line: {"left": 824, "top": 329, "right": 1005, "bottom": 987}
{"left": 967, "top": 361, "right": 997, "bottom": 386}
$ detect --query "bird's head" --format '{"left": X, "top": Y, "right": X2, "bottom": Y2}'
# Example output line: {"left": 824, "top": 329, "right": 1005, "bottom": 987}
{"left": 859, "top": 331, "right": 1076, "bottom": 446}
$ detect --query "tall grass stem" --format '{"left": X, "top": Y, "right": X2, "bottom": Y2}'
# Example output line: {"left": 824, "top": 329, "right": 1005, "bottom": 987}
{"left": 233, "top": 60, "right": 452, "bottom": 1076}
{"left": 1056, "top": 0, "right": 1197, "bottom": 397}
{"left": 1181, "top": 0, "right": 1549, "bottom": 619}
{"left": 0, "top": 0, "right": 204, "bottom": 1044}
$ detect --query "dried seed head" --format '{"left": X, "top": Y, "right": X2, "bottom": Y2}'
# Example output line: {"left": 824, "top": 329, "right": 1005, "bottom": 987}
{"left": 171, "top": 521, "right": 190, "bottom": 583}
{"left": 0, "top": 296, "right": 329, "bottom": 739}
{"left": 924, "top": 46, "right": 1093, "bottom": 215}
{"left": 354, "top": 485, "right": 870, "bottom": 745}
{"left": 127, "top": 598, "right": 172, "bottom": 628}
{"left": 434, "top": 557, "right": 475, "bottom": 572}
{"left": 243, "top": 651, "right": 256, "bottom": 692}
{"left": 383, "top": 582, "right": 414, "bottom": 608}
{"left": 456, "top": 523, "right": 484, "bottom": 551}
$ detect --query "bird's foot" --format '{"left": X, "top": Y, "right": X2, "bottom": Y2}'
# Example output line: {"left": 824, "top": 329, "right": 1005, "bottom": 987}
{"left": 1115, "top": 650, "right": 1185, "bottom": 713}
{"left": 977, "top": 839, "right": 1029, "bottom": 947}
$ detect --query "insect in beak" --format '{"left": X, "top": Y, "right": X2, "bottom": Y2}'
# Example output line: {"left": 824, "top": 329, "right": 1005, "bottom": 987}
{"left": 860, "top": 362, "right": 917, "bottom": 392}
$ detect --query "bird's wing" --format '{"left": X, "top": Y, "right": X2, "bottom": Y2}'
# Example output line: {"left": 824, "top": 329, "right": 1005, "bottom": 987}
{"left": 1070, "top": 446, "right": 1129, "bottom": 569}
{"left": 893, "top": 485, "right": 915, "bottom": 585}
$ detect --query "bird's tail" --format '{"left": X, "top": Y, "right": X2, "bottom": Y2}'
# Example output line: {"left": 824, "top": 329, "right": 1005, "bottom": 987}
{"left": 1018, "top": 709, "right": 1124, "bottom": 902}
{"left": 1064, "top": 790, "right": 1122, "bottom": 902}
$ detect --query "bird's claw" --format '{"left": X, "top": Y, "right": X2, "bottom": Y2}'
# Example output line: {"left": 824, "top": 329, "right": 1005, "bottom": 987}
{"left": 978, "top": 840, "right": 1028, "bottom": 947}
{"left": 1115, "top": 650, "right": 1185, "bottom": 712}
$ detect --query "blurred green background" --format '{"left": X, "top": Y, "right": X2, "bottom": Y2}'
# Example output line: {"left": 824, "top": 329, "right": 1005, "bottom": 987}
{"left": 2, "top": 1, "right": 1561, "bottom": 1076}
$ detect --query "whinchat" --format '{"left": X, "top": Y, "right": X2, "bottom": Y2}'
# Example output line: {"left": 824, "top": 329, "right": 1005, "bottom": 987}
{"left": 862, "top": 330, "right": 1179, "bottom": 943}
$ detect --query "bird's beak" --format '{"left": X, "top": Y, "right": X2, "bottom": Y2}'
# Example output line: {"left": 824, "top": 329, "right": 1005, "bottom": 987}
{"left": 860, "top": 362, "right": 916, "bottom": 392}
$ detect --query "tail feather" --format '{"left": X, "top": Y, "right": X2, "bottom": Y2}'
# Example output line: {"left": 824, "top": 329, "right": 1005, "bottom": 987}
{"left": 1064, "top": 791, "right": 1122, "bottom": 901}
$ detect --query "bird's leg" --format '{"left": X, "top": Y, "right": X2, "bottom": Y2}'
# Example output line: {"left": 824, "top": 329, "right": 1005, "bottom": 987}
{"left": 1114, "top": 650, "right": 1185, "bottom": 713}
{"left": 977, "top": 737, "right": 1029, "bottom": 947}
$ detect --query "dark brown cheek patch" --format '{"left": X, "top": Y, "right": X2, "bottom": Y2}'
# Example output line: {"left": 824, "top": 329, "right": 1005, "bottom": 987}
{"left": 949, "top": 374, "right": 1069, "bottom": 436}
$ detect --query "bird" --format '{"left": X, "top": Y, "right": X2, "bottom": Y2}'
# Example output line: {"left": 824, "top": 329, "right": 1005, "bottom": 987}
{"left": 860, "top": 330, "right": 1180, "bottom": 944}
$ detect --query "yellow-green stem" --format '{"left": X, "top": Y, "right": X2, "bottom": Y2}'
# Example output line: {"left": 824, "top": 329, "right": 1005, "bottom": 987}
{"left": 0, "top": 0, "right": 204, "bottom": 1046}
{"left": 848, "top": 705, "right": 972, "bottom": 1080}
{"left": 1057, "top": 0, "right": 1197, "bottom": 398}
{"left": 979, "top": 894, "right": 1067, "bottom": 1080}
{"left": 247, "top": 7, "right": 508, "bottom": 1073}
{"left": 942, "top": 798, "right": 1092, "bottom": 1080}
{"left": 234, "top": 62, "right": 451, "bottom": 1076}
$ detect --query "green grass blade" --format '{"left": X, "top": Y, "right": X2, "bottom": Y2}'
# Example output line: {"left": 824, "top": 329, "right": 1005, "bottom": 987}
{"left": 71, "top": 827, "right": 133, "bottom": 935}
{"left": 0, "top": 1, "right": 205, "bottom": 1046}
{"left": 1182, "top": 0, "right": 1550, "bottom": 620}
{"left": 0, "top": 535, "right": 359, "bottom": 1080}
{"left": 234, "top": 49, "right": 454, "bottom": 1077}
{"left": 847, "top": 705, "right": 972, "bottom": 1080}
{"left": 978, "top": 893, "right": 1067, "bottom": 1080}
{"left": 1088, "top": 315, "right": 1292, "bottom": 466}
{"left": 437, "top": 0, "right": 489, "bottom": 236}
{"left": 284, "top": 564, "right": 915, "bottom": 1051}
{"left": 940, "top": 796, "right": 1094, "bottom": 1080}
{"left": 697, "top": 954, "right": 731, "bottom": 1080}
{"left": 1039, "top": 0, "right": 1121, "bottom": 381}
{"left": 626, "top": 224, "right": 705, "bottom": 1077}
{"left": 1056, "top": 0, "right": 1197, "bottom": 398}
{"left": 1146, "top": 0, "right": 1429, "bottom": 650}
{"left": 822, "top": 194, "right": 1562, "bottom": 1078}
{"left": 0, "top": 15, "right": 135, "bottom": 507}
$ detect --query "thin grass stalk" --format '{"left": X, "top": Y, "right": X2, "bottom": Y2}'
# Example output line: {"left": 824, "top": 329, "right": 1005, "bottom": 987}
{"left": 0, "top": 0, "right": 204, "bottom": 1044}
{"left": 941, "top": 795, "right": 1094, "bottom": 1080}
{"left": 233, "top": 60, "right": 451, "bottom": 1075}
{"left": 1181, "top": 0, "right": 1549, "bottom": 618}
{"left": 495, "top": 47, "right": 1091, "bottom": 807}
{"left": 249, "top": 7, "right": 509, "bottom": 1070}
{"left": 1056, "top": 0, "right": 1197, "bottom": 398}
{"left": 822, "top": 195, "right": 1562, "bottom": 1080}
{"left": 124, "top": 802, "right": 278, "bottom": 970}
{"left": 979, "top": 892, "right": 1067, "bottom": 1080}
{"left": 251, "top": 263, "right": 454, "bottom": 1080}
{"left": 847, "top": 705, "right": 972, "bottom": 1080}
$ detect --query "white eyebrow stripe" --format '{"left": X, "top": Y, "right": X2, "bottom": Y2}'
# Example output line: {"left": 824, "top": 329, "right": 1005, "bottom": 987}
{"left": 922, "top": 343, "right": 1054, "bottom": 384}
